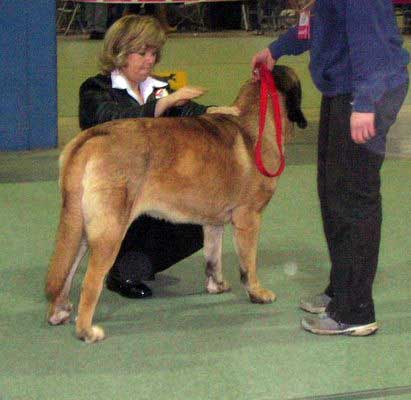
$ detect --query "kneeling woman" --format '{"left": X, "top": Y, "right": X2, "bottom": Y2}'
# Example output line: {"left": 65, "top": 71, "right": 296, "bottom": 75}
{"left": 79, "top": 15, "right": 232, "bottom": 298}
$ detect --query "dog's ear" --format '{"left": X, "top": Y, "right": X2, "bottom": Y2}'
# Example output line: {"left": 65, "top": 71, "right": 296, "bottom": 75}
{"left": 272, "top": 65, "right": 307, "bottom": 129}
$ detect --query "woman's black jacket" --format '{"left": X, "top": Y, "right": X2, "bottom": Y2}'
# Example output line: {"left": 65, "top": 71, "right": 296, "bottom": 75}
{"left": 79, "top": 74, "right": 208, "bottom": 130}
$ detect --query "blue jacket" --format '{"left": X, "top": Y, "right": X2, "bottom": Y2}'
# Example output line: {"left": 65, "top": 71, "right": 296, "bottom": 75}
{"left": 270, "top": 0, "right": 409, "bottom": 112}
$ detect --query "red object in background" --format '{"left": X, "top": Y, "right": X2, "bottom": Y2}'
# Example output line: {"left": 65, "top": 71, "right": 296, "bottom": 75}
{"left": 297, "top": 10, "right": 311, "bottom": 40}
{"left": 393, "top": 0, "right": 411, "bottom": 4}
{"left": 76, "top": 0, "right": 203, "bottom": 2}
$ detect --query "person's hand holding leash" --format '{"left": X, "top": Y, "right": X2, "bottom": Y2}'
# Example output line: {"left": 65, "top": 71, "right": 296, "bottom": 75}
{"left": 350, "top": 112, "right": 376, "bottom": 144}
{"left": 251, "top": 48, "right": 276, "bottom": 81}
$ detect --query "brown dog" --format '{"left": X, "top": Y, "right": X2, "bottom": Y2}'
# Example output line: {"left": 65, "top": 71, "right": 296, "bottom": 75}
{"left": 45, "top": 66, "right": 306, "bottom": 343}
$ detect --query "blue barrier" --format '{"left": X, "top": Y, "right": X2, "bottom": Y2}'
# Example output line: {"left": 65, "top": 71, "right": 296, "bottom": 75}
{"left": 0, "top": 2, "right": 57, "bottom": 151}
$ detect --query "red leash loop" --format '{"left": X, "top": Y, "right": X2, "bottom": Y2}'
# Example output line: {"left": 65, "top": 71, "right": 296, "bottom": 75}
{"left": 255, "top": 64, "right": 285, "bottom": 178}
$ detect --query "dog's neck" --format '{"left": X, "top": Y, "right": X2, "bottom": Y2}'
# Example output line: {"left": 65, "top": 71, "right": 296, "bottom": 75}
{"left": 233, "top": 80, "right": 259, "bottom": 116}
{"left": 233, "top": 81, "right": 280, "bottom": 147}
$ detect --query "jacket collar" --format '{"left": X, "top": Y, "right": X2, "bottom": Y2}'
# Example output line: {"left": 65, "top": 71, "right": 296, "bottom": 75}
{"left": 111, "top": 70, "right": 167, "bottom": 104}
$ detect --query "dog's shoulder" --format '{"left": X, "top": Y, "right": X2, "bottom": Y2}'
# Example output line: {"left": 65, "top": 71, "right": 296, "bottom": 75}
{"left": 190, "top": 114, "right": 249, "bottom": 149}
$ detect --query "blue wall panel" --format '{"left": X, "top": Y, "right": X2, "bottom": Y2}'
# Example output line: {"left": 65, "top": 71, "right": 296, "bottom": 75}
{"left": 0, "top": 2, "right": 57, "bottom": 151}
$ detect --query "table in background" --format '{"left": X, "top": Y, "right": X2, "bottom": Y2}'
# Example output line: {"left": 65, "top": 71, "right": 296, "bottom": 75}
{"left": 57, "top": 0, "right": 253, "bottom": 35}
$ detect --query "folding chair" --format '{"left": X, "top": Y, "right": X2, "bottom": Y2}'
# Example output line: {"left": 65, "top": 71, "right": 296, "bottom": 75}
{"left": 56, "top": 0, "right": 84, "bottom": 35}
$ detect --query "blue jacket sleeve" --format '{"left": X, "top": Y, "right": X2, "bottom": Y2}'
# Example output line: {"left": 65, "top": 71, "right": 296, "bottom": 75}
{"left": 269, "top": 25, "right": 312, "bottom": 60}
{"left": 346, "top": 0, "right": 408, "bottom": 112}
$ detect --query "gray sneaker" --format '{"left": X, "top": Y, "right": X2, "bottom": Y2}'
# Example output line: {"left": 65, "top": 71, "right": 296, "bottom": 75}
{"left": 301, "top": 313, "right": 379, "bottom": 336}
{"left": 299, "top": 293, "right": 331, "bottom": 314}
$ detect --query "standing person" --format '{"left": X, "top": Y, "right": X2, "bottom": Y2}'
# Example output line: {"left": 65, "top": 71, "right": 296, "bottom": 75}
{"left": 79, "top": 15, "right": 237, "bottom": 299}
{"left": 84, "top": 3, "right": 108, "bottom": 40}
{"left": 252, "top": 0, "right": 409, "bottom": 335}
{"left": 121, "top": 4, "right": 177, "bottom": 33}
{"left": 403, "top": 4, "right": 411, "bottom": 35}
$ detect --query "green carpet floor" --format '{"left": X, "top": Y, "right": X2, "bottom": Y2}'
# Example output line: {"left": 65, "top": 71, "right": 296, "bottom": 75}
{"left": 1, "top": 161, "right": 411, "bottom": 399}
{"left": 1, "top": 31, "right": 411, "bottom": 400}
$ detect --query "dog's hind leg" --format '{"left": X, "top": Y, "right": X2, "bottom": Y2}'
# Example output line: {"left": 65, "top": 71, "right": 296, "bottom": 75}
{"left": 75, "top": 189, "right": 129, "bottom": 343}
{"left": 232, "top": 207, "right": 276, "bottom": 304}
{"left": 48, "top": 237, "right": 88, "bottom": 325}
{"left": 203, "top": 225, "right": 231, "bottom": 294}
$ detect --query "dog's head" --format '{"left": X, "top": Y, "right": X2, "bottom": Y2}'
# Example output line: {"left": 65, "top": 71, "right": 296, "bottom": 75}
{"left": 271, "top": 65, "right": 307, "bottom": 130}
{"left": 233, "top": 65, "right": 307, "bottom": 135}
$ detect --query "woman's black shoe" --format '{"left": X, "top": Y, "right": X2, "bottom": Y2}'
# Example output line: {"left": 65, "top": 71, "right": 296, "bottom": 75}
{"left": 106, "top": 275, "right": 152, "bottom": 299}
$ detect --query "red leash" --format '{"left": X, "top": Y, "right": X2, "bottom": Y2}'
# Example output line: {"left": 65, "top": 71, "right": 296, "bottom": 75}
{"left": 254, "top": 64, "right": 285, "bottom": 178}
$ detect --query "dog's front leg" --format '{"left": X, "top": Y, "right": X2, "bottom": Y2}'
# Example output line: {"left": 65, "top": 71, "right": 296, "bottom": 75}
{"left": 232, "top": 207, "right": 276, "bottom": 304}
{"left": 203, "top": 225, "right": 231, "bottom": 294}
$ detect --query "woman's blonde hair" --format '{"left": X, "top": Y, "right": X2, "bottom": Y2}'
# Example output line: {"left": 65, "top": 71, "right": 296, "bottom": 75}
{"left": 100, "top": 15, "right": 166, "bottom": 74}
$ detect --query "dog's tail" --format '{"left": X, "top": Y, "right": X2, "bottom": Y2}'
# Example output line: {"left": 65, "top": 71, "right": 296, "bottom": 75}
{"left": 45, "top": 191, "right": 84, "bottom": 301}
{"left": 272, "top": 65, "right": 307, "bottom": 129}
{"left": 45, "top": 131, "right": 94, "bottom": 301}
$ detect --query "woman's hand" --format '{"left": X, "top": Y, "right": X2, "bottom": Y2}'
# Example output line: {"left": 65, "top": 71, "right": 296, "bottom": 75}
{"left": 155, "top": 86, "right": 206, "bottom": 116}
{"left": 206, "top": 106, "right": 240, "bottom": 116}
{"left": 350, "top": 112, "right": 376, "bottom": 144}
{"left": 168, "top": 86, "right": 206, "bottom": 106}
{"left": 251, "top": 48, "right": 276, "bottom": 81}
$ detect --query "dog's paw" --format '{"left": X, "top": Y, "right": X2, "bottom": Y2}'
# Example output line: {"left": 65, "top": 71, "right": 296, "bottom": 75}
{"left": 206, "top": 277, "right": 231, "bottom": 294}
{"left": 76, "top": 325, "right": 105, "bottom": 343}
{"left": 48, "top": 303, "right": 73, "bottom": 325}
{"left": 248, "top": 288, "right": 276, "bottom": 304}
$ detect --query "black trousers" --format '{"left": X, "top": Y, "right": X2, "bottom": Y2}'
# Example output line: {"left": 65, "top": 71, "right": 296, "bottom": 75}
{"left": 318, "top": 82, "right": 408, "bottom": 324}
{"left": 110, "top": 216, "right": 203, "bottom": 282}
